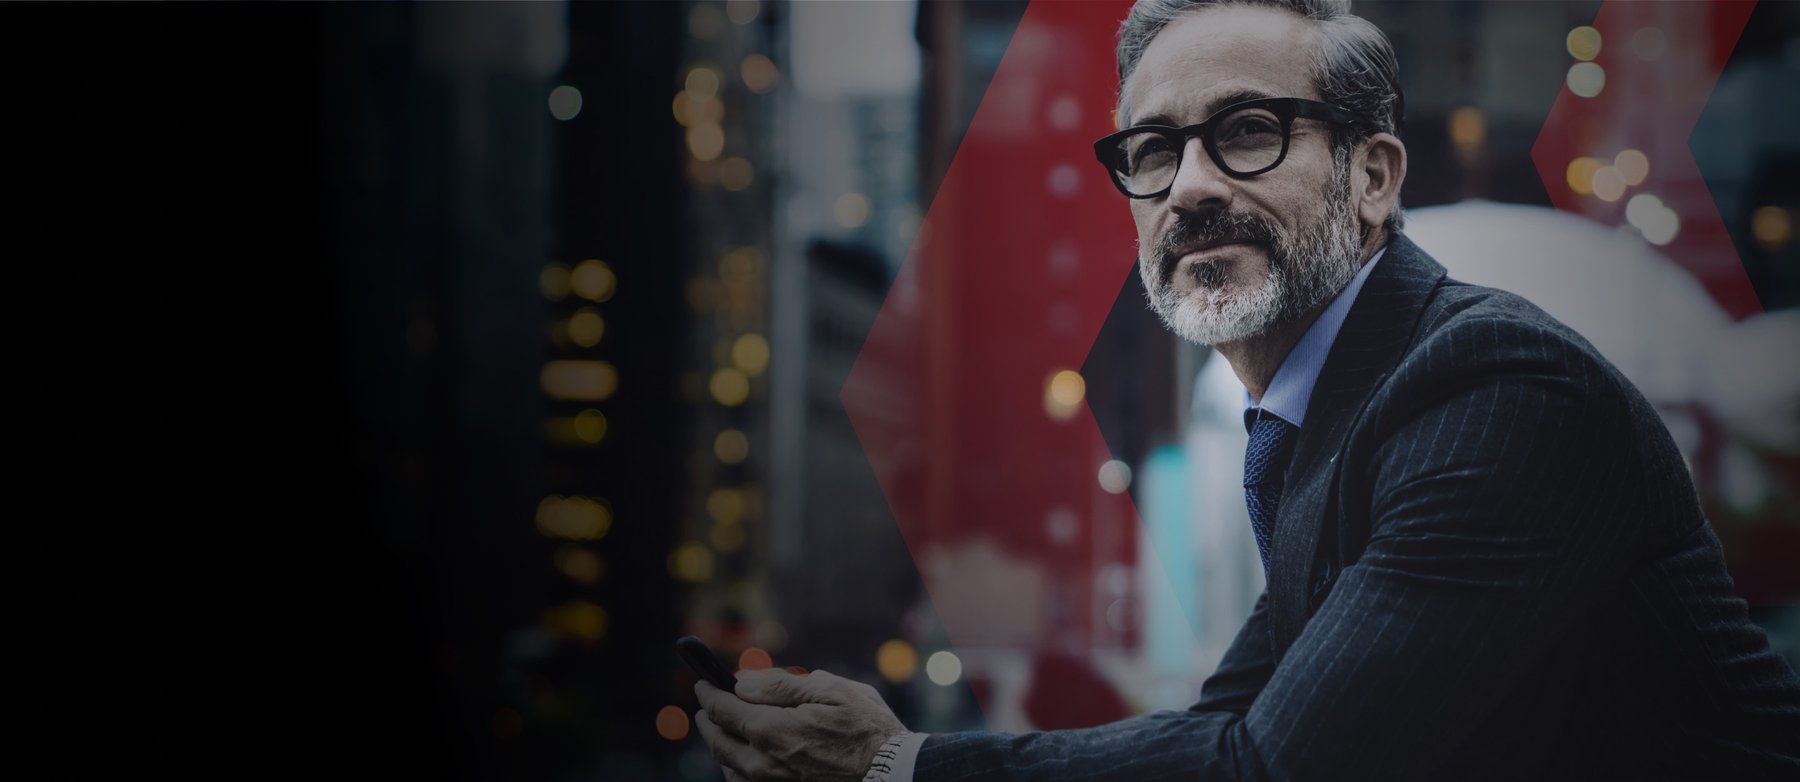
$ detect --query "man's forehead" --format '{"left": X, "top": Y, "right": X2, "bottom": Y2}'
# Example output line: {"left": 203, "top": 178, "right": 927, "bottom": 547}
{"left": 1125, "top": 5, "right": 1319, "bottom": 125}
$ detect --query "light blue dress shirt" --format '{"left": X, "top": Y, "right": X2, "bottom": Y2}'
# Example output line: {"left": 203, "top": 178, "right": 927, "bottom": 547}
{"left": 1242, "top": 247, "right": 1386, "bottom": 431}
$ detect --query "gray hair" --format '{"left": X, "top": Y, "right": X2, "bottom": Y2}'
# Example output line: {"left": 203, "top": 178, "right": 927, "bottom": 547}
{"left": 1116, "top": 0, "right": 1405, "bottom": 232}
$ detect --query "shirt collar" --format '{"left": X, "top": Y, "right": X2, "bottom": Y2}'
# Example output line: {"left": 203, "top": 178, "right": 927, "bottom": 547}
{"left": 1242, "top": 246, "right": 1387, "bottom": 433}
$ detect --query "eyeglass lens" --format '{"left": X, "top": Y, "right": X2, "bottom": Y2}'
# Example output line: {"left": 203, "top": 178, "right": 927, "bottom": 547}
{"left": 1113, "top": 105, "right": 1286, "bottom": 195}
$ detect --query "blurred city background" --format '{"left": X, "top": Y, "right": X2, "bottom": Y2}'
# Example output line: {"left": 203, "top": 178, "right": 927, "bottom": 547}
{"left": 168, "top": 1, "right": 1800, "bottom": 779}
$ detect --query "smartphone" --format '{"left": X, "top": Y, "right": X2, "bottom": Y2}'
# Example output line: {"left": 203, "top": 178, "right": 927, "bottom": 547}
{"left": 676, "top": 635, "right": 738, "bottom": 693}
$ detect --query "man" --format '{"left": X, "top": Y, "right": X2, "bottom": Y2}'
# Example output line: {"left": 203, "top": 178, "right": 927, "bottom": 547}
{"left": 695, "top": 1, "right": 1800, "bottom": 779}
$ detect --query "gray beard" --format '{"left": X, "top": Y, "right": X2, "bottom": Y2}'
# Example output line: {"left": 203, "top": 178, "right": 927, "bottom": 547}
{"left": 1141, "top": 160, "right": 1365, "bottom": 347}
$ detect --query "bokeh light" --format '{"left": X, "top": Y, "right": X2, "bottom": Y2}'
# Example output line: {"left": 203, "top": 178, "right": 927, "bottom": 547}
{"left": 710, "top": 368, "right": 750, "bottom": 406}
{"left": 540, "top": 262, "right": 571, "bottom": 301}
{"left": 1043, "top": 369, "right": 1086, "bottom": 421}
{"left": 1591, "top": 166, "right": 1626, "bottom": 202}
{"left": 686, "top": 66, "right": 722, "bottom": 97}
{"left": 670, "top": 542, "right": 715, "bottom": 582}
{"left": 741, "top": 53, "right": 779, "bottom": 93}
{"left": 833, "top": 193, "right": 871, "bottom": 228}
{"left": 1565, "top": 157, "right": 1603, "bottom": 196}
{"left": 1614, "top": 149, "right": 1649, "bottom": 186}
{"left": 548, "top": 85, "right": 583, "bottom": 121}
{"left": 738, "top": 647, "right": 773, "bottom": 672}
{"left": 925, "top": 651, "right": 962, "bottom": 686}
{"left": 655, "top": 705, "right": 690, "bottom": 741}
{"left": 726, "top": 0, "right": 761, "bottom": 26}
{"left": 688, "top": 122, "right": 725, "bottom": 161}
{"left": 543, "top": 600, "right": 608, "bottom": 642}
{"left": 1567, "top": 62, "right": 1605, "bottom": 98}
{"left": 541, "top": 360, "right": 619, "bottom": 401}
{"left": 877, "top": 639, "right": 919, "bottom": 683}
{"left": 732, "top": 333, "right": 770, "bottom": 375}
{"left": 569, "top": 308, "right": 605, "bottom": 347}
{"left": 1098, "top": 459, "right": 1132, "bottom": 494}
{"left": 571, "top": 259, "right": 616, "bottom": 301}
{"left": 1752, "top": 206, "right": 1792, "bottom": 250}
{"left": 714, "top": 429, "right": 749, "bottom": 464}
{"left": 1566, "top": 26, "right": 1602, "bottom": 61}
{"left": 555, "top": 544, "right": 604, "bottom": 584}
{"left": 719, "top": 157, "right": 755, "bottom": 191}
{"left": 707, "top": 487, "right": 747, "bottom": 525}
{"left": 536, "top": 495, "right": 613, "bottom": 540}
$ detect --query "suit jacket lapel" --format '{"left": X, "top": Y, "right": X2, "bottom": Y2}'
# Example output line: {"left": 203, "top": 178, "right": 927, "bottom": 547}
{"left": 1267, "top": 234, "right": 1448, "bottom": 657}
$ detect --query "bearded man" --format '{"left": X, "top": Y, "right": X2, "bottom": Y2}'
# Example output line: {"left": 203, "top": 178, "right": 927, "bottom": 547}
{"left": 694, "top": 1, "right": 1800, "bottom": 779}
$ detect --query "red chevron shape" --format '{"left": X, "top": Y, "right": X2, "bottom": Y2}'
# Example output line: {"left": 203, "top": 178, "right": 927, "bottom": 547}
{"left": 842, "top": 0, "right": 1150, "bottom": 726}
{"left": 1531, "top": 0, "right": 1761, "bottom": 318}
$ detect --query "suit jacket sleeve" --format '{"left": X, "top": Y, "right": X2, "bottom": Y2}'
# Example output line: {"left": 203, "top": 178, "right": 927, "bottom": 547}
{"left": 913, "top": 317, "right": 1648, "bottom": 781}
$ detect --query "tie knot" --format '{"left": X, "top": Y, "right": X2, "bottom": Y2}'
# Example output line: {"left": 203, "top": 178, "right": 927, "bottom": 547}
{"left": 1244, "top": 414, "right": 1298, "bottom": 490}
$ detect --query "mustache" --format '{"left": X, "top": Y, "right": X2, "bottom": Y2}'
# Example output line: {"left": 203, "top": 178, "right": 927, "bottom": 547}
{"left": 1152, "top": 209, "right": 1280, "bottom": 287}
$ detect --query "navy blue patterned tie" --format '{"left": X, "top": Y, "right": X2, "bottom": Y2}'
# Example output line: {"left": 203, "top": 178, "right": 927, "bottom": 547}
{"left": 1244, "top": 412, "right": 1299, "bottom": 578}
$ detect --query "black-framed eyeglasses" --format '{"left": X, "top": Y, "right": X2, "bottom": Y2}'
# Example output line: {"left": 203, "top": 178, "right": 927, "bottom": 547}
{"left": 1092, "top": 97, "right": 1367, "bottom": 199}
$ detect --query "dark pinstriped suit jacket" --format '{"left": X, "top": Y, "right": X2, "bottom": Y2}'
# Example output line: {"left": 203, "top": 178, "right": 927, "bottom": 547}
{"left": 915, "top": 235, "right": 1800, "bottom": 780}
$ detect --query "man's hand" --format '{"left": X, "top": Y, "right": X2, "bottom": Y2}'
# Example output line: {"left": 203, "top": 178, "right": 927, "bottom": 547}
{"left": 694, "top": 668, "right": 907, "bottom": 782}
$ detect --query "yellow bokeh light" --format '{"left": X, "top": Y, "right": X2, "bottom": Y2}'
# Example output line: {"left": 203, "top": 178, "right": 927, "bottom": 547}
{"left": 833, "top": 193, "right": 871, "bottom": 228}
{"left": 710, "top": 368, "right": 750, "bottom": 406}
{"left": 1566, "top": 26, "right": 1602, "bottom": 61}
{"left": 571, "top": 259, "right": 616, "bottom": 302}
{"left": 569, "top": 308, "right": 605, "bottom": 347}
{"left": 1565, "top": 157, "right": 1603, "bottom": 195}
{"left": 555, "top": 544, "right": 604, "bottom": 584}
{"left": 740, "top": 53, "right": 779, "bottom": 93}
{"left": 686, "top": 66, "right": 722, "bottom": 97}
{"left": 573, "top": 409, "right": 607, "bottom": 444}
{"left": 1043, "top": 369, "right": 1086, "bottom": 421}
{"left": 1614, "top": 149, "right": 1649, "bottom": 186}
{"left": 732, "top": 333, "right": 770, "bottom": 375}
{"left": 672, "top": 91, "right": 723, "bottom": 128}
{"left": 688, "top": 122, "right": 725, "bottom": 162}
{"left": 876, "top": 639, "right": 919, "bottom": 683}
{"left": 720, "top": 247, "right": 762, "bottom": 282}
{"left": 542, "top": 600, "right": 607, "bottom": 642}
{"left": 1752, "top": 206, "right": 1792, "bottom": 249}
{"left": 710, "top": 521, "right": 746, "bottom": 553}
{"left": 541, "top": 360, "right": 618, "bottom": 401}
{"left": 670, "top": 542, "right": 715, "bottom": 582}
{"left": 1447, "top": 106, "right": 1485, "bottom": 150}
{"left": 719, "top": 157, "right": 755, "bottom": 191}
{"left": 656, "top": 705, "right": 691, "bottom": 741}
{"left": 1591, "top": 166, "right": 1626, "bottom": 202}
{"left": 714, "top": 429, "right": 749, "bottom": 464}
{"left": 536, "top": 495, "right": 613, "bottom": 540}
{"left": 707, "top": 488, "right": 747, "bottom": 525}
{"left": 540, "top": 263, "right": 571, "bottom": 301}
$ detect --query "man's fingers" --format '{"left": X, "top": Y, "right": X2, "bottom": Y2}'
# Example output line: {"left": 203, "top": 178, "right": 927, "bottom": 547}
{"left": 735, "top": 667, "right": 857, "bottom": 707}
{"left": 694, "top": 710, "right": 766, "bottom": 779}
{"left": 695, "top": 681, "right": 796, "bottom": 744}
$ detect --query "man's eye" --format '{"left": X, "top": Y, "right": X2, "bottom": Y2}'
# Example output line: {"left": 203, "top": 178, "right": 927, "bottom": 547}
{"left": 1222, "top": 116, "right": 1280, "bottom": 139}
{"left": 1130, "top": 137, "right": 1175, "bottom": 164}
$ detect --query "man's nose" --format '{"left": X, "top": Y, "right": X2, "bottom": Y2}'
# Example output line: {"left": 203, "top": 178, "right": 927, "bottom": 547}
{"left": 1167, "top": 137, "right": 1234, "bottom": 213}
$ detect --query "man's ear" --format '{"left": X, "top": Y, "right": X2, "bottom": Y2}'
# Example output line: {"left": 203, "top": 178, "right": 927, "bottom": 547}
{"left": 1354, "top": 133, "right": 1406, "bottom": 231}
